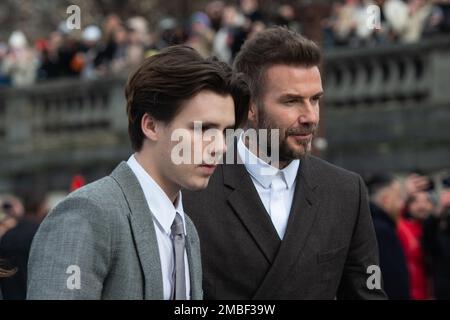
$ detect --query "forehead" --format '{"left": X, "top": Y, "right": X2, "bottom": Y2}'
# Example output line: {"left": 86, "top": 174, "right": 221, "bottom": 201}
{"left": 391, "top": 181, "right": 406, "bottom": 196}
{"left": 263, "top": 64, "right": 322, "bottom": 97}
{"left": 175, "top": 90, "right": 235, "bottom": 123}
{"left": 390, "top": 180, "right": 402, "bottom": 189}
{"left": 412, "top": 192, "right": 430, "bottom": 202}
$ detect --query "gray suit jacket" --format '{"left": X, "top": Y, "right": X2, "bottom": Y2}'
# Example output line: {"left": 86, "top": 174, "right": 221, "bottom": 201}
{"left": 27, "top": 162, "right": 203, "bottom": 300}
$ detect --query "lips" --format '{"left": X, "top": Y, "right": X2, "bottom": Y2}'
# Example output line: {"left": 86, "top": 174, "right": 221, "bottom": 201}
{"left": 200, "top": 164, "right": 217, "bottom": 169}
{"left": 290, "top": 133, "right": 312, "bottom": 140}
{"left": 198, "top": 164, "right": 217, "bottom": 175}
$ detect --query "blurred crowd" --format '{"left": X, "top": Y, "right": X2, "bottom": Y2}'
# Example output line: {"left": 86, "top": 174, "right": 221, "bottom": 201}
{"left": 0, "top": 175, "right": 84, "bottom": 299}
{"left": 323, "top": 0, "right": 450, "bottom": 47}
{"left": 1, "top": 0, "right": 449, "bottom": 87}
{"left": 366, "top": 172, "right": 450, "bottom": 299}
{"left": 0, "top": 0, "right": 300, "bottom": 87}
{"left": 0, "top": 192, "right": 50, "bottom": 299}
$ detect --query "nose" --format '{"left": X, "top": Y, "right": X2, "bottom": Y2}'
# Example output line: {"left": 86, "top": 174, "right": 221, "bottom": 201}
{"left": 298, "top": 101, "right": 319, "bottom": 127}
{"left": 208, "top": 131, "right": 227, "bottom": 161}
{"left": 218, "top": 132, "right": 228, "bottom": 157}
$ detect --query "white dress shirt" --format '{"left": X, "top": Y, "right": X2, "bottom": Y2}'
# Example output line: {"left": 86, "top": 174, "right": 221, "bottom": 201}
{"left": 237, "top": 134, "right": 299, "bottom": 239}
{"left": 127, "top": 154, "right": 191, "bottom": 300}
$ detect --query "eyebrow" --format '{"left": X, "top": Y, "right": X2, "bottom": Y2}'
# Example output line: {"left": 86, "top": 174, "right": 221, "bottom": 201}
{"left": 280, "top": 91, "right": 324, "bottom": 100}
{"left": 192, "top": 121, "right": 235, "bottom": 130}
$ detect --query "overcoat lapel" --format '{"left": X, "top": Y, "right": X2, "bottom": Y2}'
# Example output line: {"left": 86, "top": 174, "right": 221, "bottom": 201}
{"left": 224, "top": 162, "right": 282, "bottom": 264}
{"left": 252, "top": 155, "right": 321, "bottom": 299}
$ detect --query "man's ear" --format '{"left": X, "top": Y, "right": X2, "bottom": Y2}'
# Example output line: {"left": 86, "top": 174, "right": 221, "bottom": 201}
{"left": 248, "top": 100, "right": 257, "bottom": 123}
{"left": 141, "top": 113, "right": 159, "bottom": 142}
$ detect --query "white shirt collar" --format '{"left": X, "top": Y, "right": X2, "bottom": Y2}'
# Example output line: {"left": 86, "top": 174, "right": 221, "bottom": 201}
{"left": 127, "top": 154, "right": 186, "bottom": 236}
{"left": 237, "top": 132, "right": 300, "bottom": 189}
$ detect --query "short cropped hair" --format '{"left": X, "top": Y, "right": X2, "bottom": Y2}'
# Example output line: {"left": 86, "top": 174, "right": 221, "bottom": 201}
{"left": 233, "top": 26, "right": 321, "bottom": 104}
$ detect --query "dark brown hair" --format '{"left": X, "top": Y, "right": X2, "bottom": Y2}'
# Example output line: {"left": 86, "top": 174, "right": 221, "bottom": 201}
{"left": 125, "top": 45, "right": 249, "bottom": 151}
{"left": 233, "top": 26, "right": 322, "bottom": 104}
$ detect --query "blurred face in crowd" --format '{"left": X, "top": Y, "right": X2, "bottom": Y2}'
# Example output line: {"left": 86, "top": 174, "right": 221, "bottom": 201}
{"left": 128, "top": 28, "right": 141, "bottom": 45}
{"left": 408, "top": 191, "right": 434, "bottom": 220}
{"left": 206, "top": 0, "right": 225, "bottom": 25}
{"left": 0, "top": 216, "right": 17, "bottom": 238}
{"left": 114, "top": 26, "right": 128, "bottom": 45}
{"left": 439, "top": 188, "right": 450, "bottom": 212}
{"left": 103, "top": 14, "right": 122, "bottom": 37}
{"left": 248, "top": 64, "right": 322, "bottom": 167}
{"left": 223, "top": 6, "right": 238, "bottom": 27}
{"left": 241, "top": 0, "right": 259, "bottom": 13}
{"left": 278, "top": 5, "right": 295, "bottom": 21}
{"left": 248, "top": 21, "right": 266, "bottom": 39}
{"left": 0, "top": 195, "right": 24, "bottom": 220}
{"left": 138, "top": 90, "right": 235, "bottom": 199}
{"left": 377, "top": 180, "right": 407, "bottom": 220}
{"left": 48, "top": 32, "right": 63, "bottom": 54}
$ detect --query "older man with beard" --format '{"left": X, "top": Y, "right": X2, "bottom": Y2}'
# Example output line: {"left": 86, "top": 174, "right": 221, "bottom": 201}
{"left": 183, "top": 26, "right": 387, "bottom": 300}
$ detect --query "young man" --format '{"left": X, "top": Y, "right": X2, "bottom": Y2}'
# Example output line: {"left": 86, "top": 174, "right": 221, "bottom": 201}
{"left": 27, "top": 45, "right": 248, "bottom": 300}
{"left": 183, "top": 27, "right": 387, "bottom": 299}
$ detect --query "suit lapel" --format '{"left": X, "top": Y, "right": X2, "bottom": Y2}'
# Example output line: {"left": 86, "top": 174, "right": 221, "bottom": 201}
{"left": 253, "top": 155, "right": 321, "bottom": 299}
{"left": 224, "top": 163, "right": 281, "bottom": 264}
{"left": 110, "top": 162, "right": 164, "bottom": 300}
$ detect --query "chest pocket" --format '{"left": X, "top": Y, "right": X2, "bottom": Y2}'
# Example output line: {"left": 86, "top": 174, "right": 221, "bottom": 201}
{"left": 317, "top": 246, "right": 348, "bottom": 264}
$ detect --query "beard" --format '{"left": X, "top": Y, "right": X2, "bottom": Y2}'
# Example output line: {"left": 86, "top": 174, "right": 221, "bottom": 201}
{"left": 254, "top": 104, "right": 318, "bottom": 163}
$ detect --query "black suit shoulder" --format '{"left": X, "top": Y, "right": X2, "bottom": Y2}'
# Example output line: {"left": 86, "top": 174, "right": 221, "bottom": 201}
{"left": 306, "top": 155, "right": 362, "bottom": 185}
{"left": 302, "top": 156, "right": 366, "bottom": 209}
